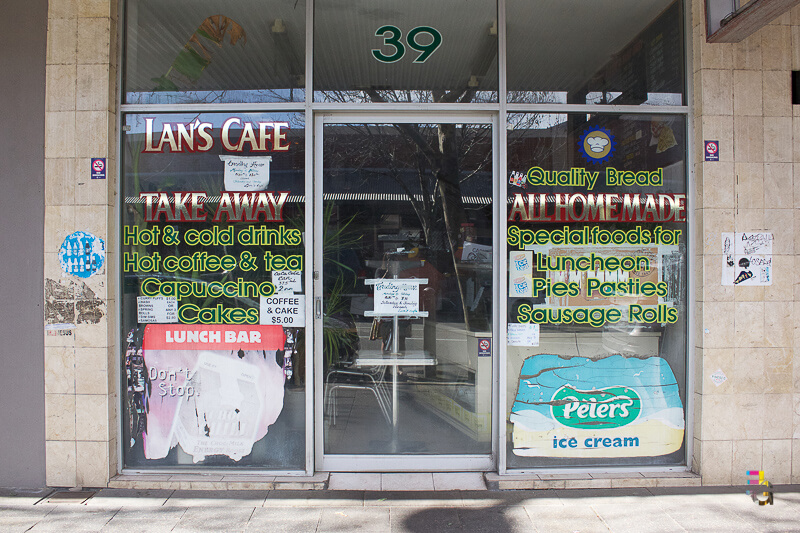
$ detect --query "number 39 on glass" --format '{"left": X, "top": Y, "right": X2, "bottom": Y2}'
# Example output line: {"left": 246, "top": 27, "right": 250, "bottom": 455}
{"left": 372, "top": 25, "right": 443, "bottom": 63}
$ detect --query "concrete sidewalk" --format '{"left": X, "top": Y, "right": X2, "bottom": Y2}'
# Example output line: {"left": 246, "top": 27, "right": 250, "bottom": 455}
{"left": 2, "top": 485, "right": 799, "bottom": 532}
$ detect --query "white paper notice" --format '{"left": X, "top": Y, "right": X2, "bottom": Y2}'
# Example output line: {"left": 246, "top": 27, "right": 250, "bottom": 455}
{"left": 721, "top": 232, "right": 772, "bottom": 286}
{"left": 272, "top": 270, "right": 302, "bottom": 293}
{"left": 509, "top": 251, "right": 533, "bottom": 297}
{"left": 137, "top": 296, "right": 178, "bottom": 323}
{"left": 462, "top": 242, "right": 492, "bottom": 263}
{"left": 508, "top": 323, "right": 540, "bottom": 346}
{"left": 260, "top": 294, "right": 305, "bottom": 327}
{"left": 219, "top": 156, "right": 272, "bottom": 191}
{"left": 374, "top": 281, "right": 420, "bottom": 314}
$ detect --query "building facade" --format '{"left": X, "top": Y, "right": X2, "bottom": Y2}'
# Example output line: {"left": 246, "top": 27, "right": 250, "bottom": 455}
{"left": 1, "top": 0, "right": 798, "bottom": 488}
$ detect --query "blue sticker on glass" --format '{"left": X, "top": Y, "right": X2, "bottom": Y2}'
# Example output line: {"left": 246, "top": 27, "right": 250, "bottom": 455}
{"left": 578, "top": 127, "right": 616, "bottom": 164}
{"left": 59, "top": 231, "right": 105, "bottom": 278}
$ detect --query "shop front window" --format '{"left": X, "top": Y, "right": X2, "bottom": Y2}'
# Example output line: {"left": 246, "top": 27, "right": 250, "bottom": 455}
{"left": 121, "top": 112, "right": 306, "bottom": 469}
{"left": 505, "top": 113, "right": 688, "bottom": 468}
{"left": 313, "top": 0, "right": 498, "bottom": 103}
{"left": 123, "top": 0, "right": 306, "bottom": 104}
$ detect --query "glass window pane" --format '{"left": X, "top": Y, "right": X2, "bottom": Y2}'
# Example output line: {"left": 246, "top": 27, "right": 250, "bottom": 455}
{"left": 321, "top": 122, "right": 494, "bottom": 455}
{"left": 314, "top": 1, "right": 498, "bottom": 103}
{"left": 507, "top": 0, "right": 685, "bottom": 106}
{"left": 124, "top": 1, "right": 306, "bottom": 104}
{"left": 506, "top": 113, "right": 687, "bottom": 468}
{"left": 121, "top": 112, "right": 306, "bottom": 469}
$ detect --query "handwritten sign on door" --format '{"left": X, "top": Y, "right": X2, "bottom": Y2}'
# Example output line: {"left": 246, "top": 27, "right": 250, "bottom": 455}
{"left": 373, "top": 281, "right": 420, "bottom": 314}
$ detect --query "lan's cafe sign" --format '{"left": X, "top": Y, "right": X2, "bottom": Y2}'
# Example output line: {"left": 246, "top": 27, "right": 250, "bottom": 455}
{"left": 510, "top": 354, "right": 684, "bottom": 458}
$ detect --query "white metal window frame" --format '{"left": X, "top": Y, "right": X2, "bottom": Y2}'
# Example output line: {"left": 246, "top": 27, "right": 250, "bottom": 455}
{"left": 117, "top": 0, "right": 693, "bottom": 476}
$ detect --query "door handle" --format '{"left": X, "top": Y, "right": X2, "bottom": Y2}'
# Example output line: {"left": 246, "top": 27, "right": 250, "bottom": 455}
{"left": 315, "top": 297, "right": 322, "bottom": 319}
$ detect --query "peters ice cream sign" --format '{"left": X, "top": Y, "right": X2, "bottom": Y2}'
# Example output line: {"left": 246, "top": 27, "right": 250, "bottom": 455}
{"left": 510, "top": 354, "right": 684, "bottom": 458}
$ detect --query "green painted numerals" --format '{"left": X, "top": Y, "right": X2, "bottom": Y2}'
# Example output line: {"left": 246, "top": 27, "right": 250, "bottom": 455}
{"left": 372, "top": 25, "right": 442, "bottom": 64}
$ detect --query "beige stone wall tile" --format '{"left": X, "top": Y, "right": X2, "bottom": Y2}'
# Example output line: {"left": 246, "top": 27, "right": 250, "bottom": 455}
{"left": 75, "top": 394, "right": 109, "bottom": 442}
{"left": 762, "top": 25, "right": 792, "bottom": 71}
{"left": 75, "top": 110, "right": 110, "bottom": 159}
{"left": 793, "top": 439, "right": 800, "bottom": 483}
{"left": 734, "top": 301, "right": 765, "bottom": 347}
{"left": 700, "top": 440, "right": 732, "bottom": 485}
{"left": 734, "top": 285, "right": 765, "bottom": 302}
{"left": 75, "top": 319, "right": 109, "bottom": 349}
{"left": 764, "top": 117, "right": 793, "bottom": 162}
{"left": 103, "top": 301, "right": 116, "bottom": 348}
{"left": 734, "top": 208, "right": 765, "bottom": 231}
{"left": 44, "top": 158, "right": 76, "bottom": 206}
{"left": 74, "top": 158, "right": 109, "bottom": 205}
{"left": 731, "top": 440, "right": 762, "bottom": 485}
{"left": 793, "top": 26, "right": 800, "bottom": 70}
{"left": 702, "top": 348, "right": 735, "bottom": 395}
{"left": 46, "top": 64, "right": 76, "bottom": 112}
{"left": 795, "top": 168, "right": 800, "bottom": 208}
{"left": 44, "top": 205, "right": 76, "bottom": 251}
{"left": 793, "top": 393, "right": 800, "bottom": 438}
{"left": 732, "top": 348, "right": 763, "bottom": 393}
{"left": 763, "top": 163, "right": 793, "bottom": 209}
{"left": 734, "top": 33, "right": 762, "bottom": 70}
{"left": 701, "top": 209, "right": 735, "bottom": 255}
{"left": 75, "top": 347, "right": 108, "bottom": 395}
{"left": 696, "top": 300, "right": 704, "bottom": 349}
{"left": 46, "top": 111, "right": 76, "bottom": 159}
{"left": 701, "top": 115, "right": 735, "bottom": 163}
{"left": 764, "top": 255, "right": 793, "bottom": 301}
{"left": 702, "top": 69, "right": 734, "bottom": 116}
{"left": 735, "top": 162, "right": 764, "bottom": 209}
{"left": 47, "top": 18, "right": 77, "bottom": 65}
{"left": 78, "top": 0, "right": 112, "bottom": 18}
{"left": 692, "top": 437, "right": 702, "bottom": 473}
{"left": 733, "top": 394, "right": 765, "bottom": 440}
{"left": 45, "top": 393, "right": 75, "bottom": 440}
{"left": 764, "top": 301, "right": 794, "bottom": 347}
{"left": 795, "top": 258, "right": 800, "bottom": 301}
{"left": 703, "top": 255, "right": 734, "bottom": 302}
{"left": 108, "top": 438, "right": 119, "bottom": 478}
{"left": 74, "top": 205, "right": 109, "bottom": 239}
{"left": 76, "top": 441, "right": 110, "bottom": 487}
{"left": 762, "top": 394, "right": 793, "bottom": 439}
{"left": 764, "top": 208, "right": 794, "bottom": 254}
{"left": 733, "top": 70, "right": 763, "bottom": 116}
{"left": 76, "top": 64, "right": 110, "bottom": 111}
{"left": 703, "top": 301, "right": 736, "bottom": 348}
{"left": 45, "top": 346, "right": 75, "bottom": 394}
{"left": 46, "top": 441, "right": 76, "bottom": 487}
{"left": 700, "top": 33, "right": 733, "bottom": 70}
{"left": 733, "top": 116, "right": 764, "bottom": 163}
{"left": 762, "top": 439, "right": 792, "bottom": 483}
{"left": 763, "top": 71, "right": 792, "bottom": 118}
{"left": 77, "top": 17, "right": 110, "bottom": 65}
{"left": 702, "top": 162, "right": 735, "bottom": 208}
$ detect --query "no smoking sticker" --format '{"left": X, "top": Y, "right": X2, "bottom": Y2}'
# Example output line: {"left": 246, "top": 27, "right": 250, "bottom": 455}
{"left": 91, "top": 158, "right": 106, "bottom": 179}
{"left": 478, "top": 338, "right": 491, "bottom": 357}
{"left": 704, "top": 141, "right": 719, "bottom": 162}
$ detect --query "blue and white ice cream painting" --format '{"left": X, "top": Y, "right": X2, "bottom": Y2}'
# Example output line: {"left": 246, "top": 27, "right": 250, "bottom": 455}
{"left": 511, "top": 354, "right": 684, "bottom": 458}
{"left": 59, "top": 231, "right": 105, "bottom": 278}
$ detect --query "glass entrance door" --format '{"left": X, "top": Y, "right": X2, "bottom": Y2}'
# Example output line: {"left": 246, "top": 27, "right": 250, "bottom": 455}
{"left": 314, "top": 116, "right": 497, "bottom": 471}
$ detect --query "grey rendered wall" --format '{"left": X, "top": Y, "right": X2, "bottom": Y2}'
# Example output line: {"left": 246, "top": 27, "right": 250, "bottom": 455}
{"left": 0, "top": 1, "right": 47, "bottom": 486}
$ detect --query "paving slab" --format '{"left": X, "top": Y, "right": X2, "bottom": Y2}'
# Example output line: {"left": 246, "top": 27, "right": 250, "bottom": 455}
{"left": 171, "top": 505, "right": 255, "bottom": 533}
{"left": 456, "top": 505, "right": 534, "bottom": 533}
{"left": 164, "top": 489, "right": 267, "bottom": 507}
{"left": 317, "top": 507, "right": 390, "bottom": 532}
{"left": 27, "top": 507, "right": 120, "bottom": 532}
{"left": 525, "top": 503, "right": 609, "bottom": 533}
{"left": 0, "top": 505, "right": 57, "bottom": 533}
{"left": 98, "top": 506, "right": 187, "bottom": 533}
{"left": 390, "top": 507, "right": 462, "bottom": 532}
{"left": 264, "top": 489, "right": 366, "bottom": 507}
{"left": 84, "top": 489, "right": 174, "bottom": 508}
{"left": 245, "top": 506, "right": 323, "bottom": 532}
{"left": 592, "top": 503, "right": 684, "bottom": 533}
{"left": 363, "top": 491, "right": 463, "bottom": 507}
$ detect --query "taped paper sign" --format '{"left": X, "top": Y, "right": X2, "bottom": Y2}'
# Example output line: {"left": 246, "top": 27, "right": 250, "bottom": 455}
{"left": 508, "top": 322, "right": 539, "bottom": 346}
{"left": 462, "top": 242, "right": 492, "bottom": 263}
{"left": 139, "top": 324, "right": 286, "bottom": 463}
{"left": 509, "top": 251, "right": 533, "bottom": 297}
{"left": 721, "top": 233, "right": 772, "bottom": 286}
{"left": 272, "top": 270, "right": 302, "bottom": 293}
{"left": 137, "top": 296, "right": 178, "bottom": 323}
{"left": 374, "top": 281, "right": 420, "bottom": 314}
{"left": 510, "top": 354, "right": 684, "bottom": 458}
{"left": 219, "top": 155, "right": 272, "bottom": 191}
{"left": 260, "top": 294, "right": 305, "bottom": 327}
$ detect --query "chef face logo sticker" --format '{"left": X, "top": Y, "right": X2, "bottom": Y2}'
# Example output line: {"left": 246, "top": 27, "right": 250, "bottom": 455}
{"left": 579, "top": 127, "right": 615, "bottom": 164}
